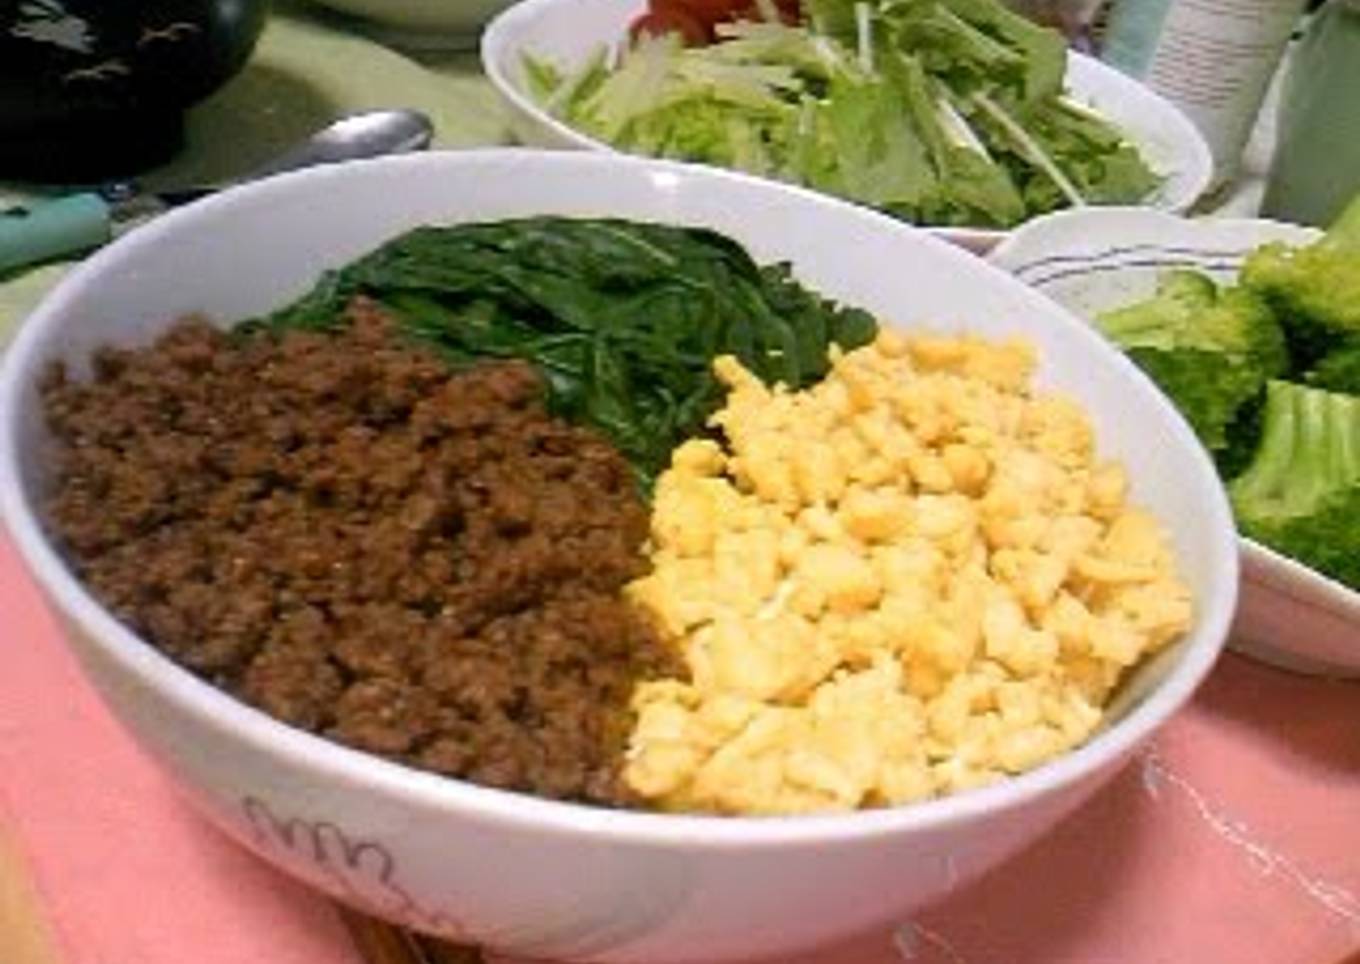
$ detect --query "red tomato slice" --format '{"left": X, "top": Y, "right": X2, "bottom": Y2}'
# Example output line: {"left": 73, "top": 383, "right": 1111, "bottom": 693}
{"left": 629, "top": 7, "right": 711, "bottom": 45}
{"left": 666, "top": 0, "right": 749, "bottom": 23}
{"left": 629, "top": 0, "right": 803, "bottom": 47}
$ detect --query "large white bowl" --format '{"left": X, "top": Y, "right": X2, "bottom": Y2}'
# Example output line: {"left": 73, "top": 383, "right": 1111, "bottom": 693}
{"left": 479, "top": 0, "right": 1214, "bottom": 253}
{"left": 989, "top": 206, "right": 1360, "bottom": 679}
{"left": 0, "top": 151, "right": 1236, "bottom": 963}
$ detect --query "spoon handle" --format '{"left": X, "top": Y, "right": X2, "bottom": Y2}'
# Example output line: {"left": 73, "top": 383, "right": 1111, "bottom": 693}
{"left": 0, "top": 195, "right": 112, "bottom": 274}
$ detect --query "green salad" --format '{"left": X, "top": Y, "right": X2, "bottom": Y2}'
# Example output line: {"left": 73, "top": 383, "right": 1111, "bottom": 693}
{"left": 522, "top": 0, "right": 1161, "bottom": 229}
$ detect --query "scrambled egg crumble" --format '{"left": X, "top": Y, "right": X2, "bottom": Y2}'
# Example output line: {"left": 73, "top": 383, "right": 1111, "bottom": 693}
{"left": 624, "top": 330, "right": 1193, "bottom": 815}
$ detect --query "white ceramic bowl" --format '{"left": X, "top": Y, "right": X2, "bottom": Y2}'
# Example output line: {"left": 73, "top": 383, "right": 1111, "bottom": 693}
{"left": 479, "top": 0, "right": 1213, "bottom": 253}
{"left": 306, "top": 0, "right": 515, "bottom": 48}
{"left": 0, "top": 151, "right": 1237, "bottom": 963}
{"left": 989, "top": 206, "right": 1360, "bottom": 680}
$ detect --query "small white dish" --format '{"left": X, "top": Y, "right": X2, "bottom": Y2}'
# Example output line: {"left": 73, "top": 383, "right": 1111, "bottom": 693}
{"left": 479, "top": 0, "right": 1214, "bottom": 253}
{"left": 0, "top": 151, "right": 1237, "bottom": 963}
{"left": 989, "top": 206, "right": 1360, "bottom": 679}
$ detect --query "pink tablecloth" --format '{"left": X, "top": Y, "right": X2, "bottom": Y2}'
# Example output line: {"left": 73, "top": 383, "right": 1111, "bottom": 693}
{"left": 2, "top": 531, "right": 1358, "bottom": 964}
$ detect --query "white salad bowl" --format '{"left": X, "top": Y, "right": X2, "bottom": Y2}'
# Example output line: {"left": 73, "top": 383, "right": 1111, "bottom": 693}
{"left": 0, "top": 150, "right": 1237, "bottom": 963}
{"left": 479, "top": 0, "right": 1213, "bottom": 253}
{"left": 989, "top": 205, "right": 1360, "bottom": 679}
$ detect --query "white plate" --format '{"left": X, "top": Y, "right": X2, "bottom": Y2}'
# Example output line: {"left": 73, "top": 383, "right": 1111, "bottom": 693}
{"left": 480, "top": 0, "right": 1213, "bottom": 253}
{"left": 990, "top": 206, "right": 1360, "bottom": 679}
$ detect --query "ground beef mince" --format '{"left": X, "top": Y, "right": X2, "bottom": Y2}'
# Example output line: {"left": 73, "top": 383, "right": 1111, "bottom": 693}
{"left": 39, "top": 301, "right": 682, "bottom": 807}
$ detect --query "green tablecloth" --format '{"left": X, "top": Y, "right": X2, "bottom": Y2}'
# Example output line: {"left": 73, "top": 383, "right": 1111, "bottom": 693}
{"left": 0, "top": 0, "right": 514, "bottom": 348}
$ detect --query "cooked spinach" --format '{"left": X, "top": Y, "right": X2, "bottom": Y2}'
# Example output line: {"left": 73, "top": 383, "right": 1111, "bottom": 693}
{"left": 261, "top": 217, "right": 877, "bottom": 483}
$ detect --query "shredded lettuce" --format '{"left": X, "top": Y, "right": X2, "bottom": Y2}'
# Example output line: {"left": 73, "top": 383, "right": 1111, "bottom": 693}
{"left": 522, "top": 0, "right": 1160, "bottom": 229}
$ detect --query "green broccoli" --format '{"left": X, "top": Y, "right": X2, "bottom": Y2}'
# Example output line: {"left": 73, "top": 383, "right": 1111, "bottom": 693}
{"left": 1122, "top": 347, "right": 1264, "bottom": 457}
{"left": 1094, "top": 270, "right": 1289, "bottom": 467}
{"left": 1097, "top": 270, "right": 1288, "bottom": 368}
{"left": 1097, "top": 270, "right": 1215, "bottom": 345}
{"left": 1241, "top": 192, "right": 1360, "bottom": 370}
{"left": 1307, "top": 342, "right": 1360, "bottom": 395}
{"left": 1228, "top": 380, "right": 1360, "bottom": 590}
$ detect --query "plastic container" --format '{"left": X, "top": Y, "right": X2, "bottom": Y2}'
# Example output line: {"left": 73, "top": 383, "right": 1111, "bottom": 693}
{"left": 1261, "top": 0, "right": 1360, "bottom": 227}
{"left": 1101, "top": 0, "right": 1309, "bottom": 188}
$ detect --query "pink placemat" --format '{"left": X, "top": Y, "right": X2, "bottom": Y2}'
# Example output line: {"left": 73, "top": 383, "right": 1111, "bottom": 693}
{"left": 2, "top": 529, "right": 1358, "bottom": 964}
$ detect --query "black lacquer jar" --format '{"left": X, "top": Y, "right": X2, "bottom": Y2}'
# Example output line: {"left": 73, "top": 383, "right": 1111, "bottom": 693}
{"left": 0, "top": 0, "right": 269, "bottom": 181}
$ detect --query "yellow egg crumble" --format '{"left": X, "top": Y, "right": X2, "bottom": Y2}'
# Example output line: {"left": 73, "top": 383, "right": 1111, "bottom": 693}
{"left": 624, "top": 330, "right": 1193, "bottom": 815}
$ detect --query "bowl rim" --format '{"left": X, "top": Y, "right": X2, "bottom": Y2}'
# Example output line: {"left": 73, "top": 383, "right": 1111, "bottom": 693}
{"left": 477, "top": 0, "right": 1215, "bottom": 248}
{"left": 1241, "top": 540, "right": 1360, "bottom": 621}
{"left": 0, "top": 148, "right": 1238, "bottom": 848}
{"left": 987, "top": 206, "right": 1325, "bottom": 277}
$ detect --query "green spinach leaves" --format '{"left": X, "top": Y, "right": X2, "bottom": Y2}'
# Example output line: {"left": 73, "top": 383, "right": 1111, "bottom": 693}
{"left": 263, "top": 217, "right": 877, "bottom": 484}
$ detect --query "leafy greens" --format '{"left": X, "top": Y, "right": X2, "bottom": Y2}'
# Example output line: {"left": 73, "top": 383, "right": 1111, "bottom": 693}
{"left": 524, "top": 0, "right": 1160, "bottom": 229}
{"left": 259, "top": 217, "right": 877, "bottom": 486}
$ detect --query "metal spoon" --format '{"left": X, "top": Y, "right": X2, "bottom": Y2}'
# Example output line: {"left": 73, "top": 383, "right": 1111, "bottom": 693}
{"left": 0, "top": 109, "right": 434, "bottom": 275}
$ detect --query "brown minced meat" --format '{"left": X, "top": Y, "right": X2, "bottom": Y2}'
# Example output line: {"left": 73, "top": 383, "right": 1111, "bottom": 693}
{"left": 39, "top": 300, "right": 682, "bottom": 807}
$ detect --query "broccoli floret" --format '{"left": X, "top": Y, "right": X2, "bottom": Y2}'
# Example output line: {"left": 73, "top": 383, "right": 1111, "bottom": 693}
{"left": 1216, "top": 390, "right": 1268, "bottom": 481}
{"left": 1124, "top": 347, "right": 1263, "bottom": 457}
{"left": 1096, "top": 270, "right": 1215, "bottom": 347}
{"left": 1228, "top": 381, "right": 1360, "bottom": 590}
{"left": 1245, "top": 490, "right": 1360, "bottom": 589}
{"left": 1219, "top": 287, "right": 1292, "bottom": 378}
{"left": 1157, "top": 269, "right": 1218, "bottom": 303}
{"left": 1095, "top": 270, "right": 1288, "bottom": 465}
{"left": 1241, "top": 193, "right": 1360, "bottom": 370}
{"left": 1307, "top": 341, "right": 1360, "bottom": 395}
{"left": 1097, "top": 270, "right": 1288, "bottom": 371}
